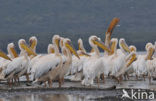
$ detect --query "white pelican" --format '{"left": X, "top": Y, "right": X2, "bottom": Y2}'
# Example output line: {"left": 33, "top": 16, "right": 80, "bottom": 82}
{"left": 67, "top": 38, "right": 90, "bottom": 81}
{"left": 3, "top": 39, "right": 33, "bottom": 86}
{"left": 29, "top": 35, "right": 60, "bottom": 82}
{"left": 0, "top": 43, "right": 17, "bottom": 80}
{"left": 81, "top": 36, "right": 111, "bottom": 86}
{"left": 33, "top": 38, "right": 79, "bottom": 87}
{"left": 132, "top": 43, "right": 155, "bottom": 82}
{"left": 57, "top": 38, "right": 80, "bottom": 87}
{"left": 123, "top": 45, "right": 137, "bottom": 79}
{"left": 144, "top": 43, "right": 155, "bottom": 84}
{"left": 101, "top": 38, "right": 137, "bottom": 83}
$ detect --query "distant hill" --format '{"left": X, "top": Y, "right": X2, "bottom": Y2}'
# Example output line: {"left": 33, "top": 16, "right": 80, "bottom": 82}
{"left": 0, "top": 0, "right": 156, "bottom": 53}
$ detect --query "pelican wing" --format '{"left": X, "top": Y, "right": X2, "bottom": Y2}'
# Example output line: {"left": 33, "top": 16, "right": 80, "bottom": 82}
{"left": 4, "top": 56, "right": 25, "bottom": 77}
{"left": 28, "top": 54, "right": 42, "bottom": 73}
{"left": 34, "top": 54, "right": 62, "bottom": 79}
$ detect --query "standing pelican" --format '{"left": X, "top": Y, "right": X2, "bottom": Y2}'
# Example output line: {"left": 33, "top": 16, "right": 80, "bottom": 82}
{"left": 0, "top": 43, "right": 17, "bottom": 80}
{"left": 33, "top": 38, "right": 79, "bottom": 87}
{"left": 82, "top": 36, "right": 111, "bottom": 86}
{"left": 101, "top": 38, "right": 136, "bottom": 83}
{"left": 29, "top": 35, "right": 60, "bottom": 81}
{"left": 57, "top": 37, "right": 80, "bottom": 87}
{"left": 132, "top": 43, "right": 155, "bottom": 82}
{"left": 67, "top": 38, "right": 90, "bottom": 81}
{"left": 3, "top": 39, "right": 32, "bottom": 86}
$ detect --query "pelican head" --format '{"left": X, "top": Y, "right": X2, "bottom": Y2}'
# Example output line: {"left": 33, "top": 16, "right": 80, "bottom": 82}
{"left": 63, "top": 38, "right": 80, "bottom": 59}
{"left": 129, "top": 45, "right": 137, "bottom": 52}
{"left": 7, "top": 43, "right": 18, "bottom": 58}
{"left": 47, "top": 44, "right": 55, "bottom": 54}
{"left": 119, "top": 38, "right": 130, "bottom": 53}
{"left": 19, "top": 39, "right": 37, "bottom": 56}
{"left": 145, "top": 43, "right": 155, "bottom": 60}
{"left": 89, "top": 36, "right": 111, "bottom": 53}
{"left": 18, "top": 39, "right": 26, "bottom": 50}
{"left": 110, "top": 38, "right": 118, "bottom": 54}
{"left": 145, "top": 42, "right": 153, "bottom": 51}
{"left": 29, "top": 36, "right": 37, "bottom": 52}
{"left": 52, "top": 35, "right": 60, "bottom": 49}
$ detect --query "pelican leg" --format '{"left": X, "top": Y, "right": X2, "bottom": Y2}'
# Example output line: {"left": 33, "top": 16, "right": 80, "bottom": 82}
{"left": 48, "top": 79, "right": 52, "bottom": 88}
{"left": 8, "top": 79, "right": 12, "bottom": 87}
{"left": 17, "top": 77, "right": 20, "bottom": 85}
{"left": 148, "top": 74, "right": 151, "bottom": 84}
{"left": 44, "top": 81, "right": 47, "bottom": 88}
{"left": 143, "top": 74, "right": 145, "bottom": 81}
{"left": 25, "top": 73, "right": 30, "bottom": 82}
{"left": 59, "top": 78, "right": 62, "bottom": 88}
{"left": 101, "top": 73, "right": 105, "bottom": 84}
{"left": 111, "top": 75, "right": 119, "bottom": 83}
{"left": 123, "top": 73, "right": 127, "bottom": 80}
{"left": 127, "top": 73, "right": 129, "bottom": 80}
{"left": 136, "top": 75, "right": 138, "bottom": 80}
{"left": 61, "top": 77, "right": 64, "bottom": 84}
{"left": 14, "top": 77, "right": 17, "bottom": 85}
{"left": 119, "top": 75, "right": 123, "bottom": 83}
{"left": 96, "top": 77, "right": 100, "bottom": 88}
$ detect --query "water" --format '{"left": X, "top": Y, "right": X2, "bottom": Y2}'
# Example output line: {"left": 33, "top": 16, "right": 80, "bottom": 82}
{"left": 0, "top": 94, "right": 86, "bottom": 101}
{"left": 0, "top": 90, "right": 124, "bottom": 101}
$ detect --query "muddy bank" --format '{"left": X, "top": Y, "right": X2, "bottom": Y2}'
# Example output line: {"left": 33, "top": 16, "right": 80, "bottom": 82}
{"left": 0, "top": 77, "right": 156, "bottom": 92}
{"left": 0, "top": 77, "right": 156, "bottom": 101}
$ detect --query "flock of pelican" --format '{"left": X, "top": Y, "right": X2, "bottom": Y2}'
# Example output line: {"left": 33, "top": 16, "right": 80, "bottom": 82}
{"left": 0, "top": 18, "right": 155, "bottom": 88}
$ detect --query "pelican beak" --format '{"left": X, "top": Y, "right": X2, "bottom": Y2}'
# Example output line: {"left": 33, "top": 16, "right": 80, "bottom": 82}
{"left": 55, "top": 38, "right": 60, "bottom": 49}
{"left": 20, "top": 42, "right": 37, "bottom": 56}
{"left": 80, "top": 51, "right": 91, "bottom": 57}
{"left": 120, "top": 40, "right": 130, "bottom": 53}
{"left": 146, "top": 47, "right": 155, "bottom": 60}
{"left": 10, "top": 47, "right": 18, "bottom": 58}
{"left": 0, "top": 50, "right": 11, "bottom": 60}
{"left": 110, "top": 41, "right": 116, "bottom": 55}
{"left": 78, "top": 42, "right": 82, "bottom": 51}
{"left": 65, "top": 41, "right": 80, "bottom": 59}
{"left": 106, "top": 18, "right": 120, "bottom": 40}
{"left": 29, "top": 39, "right": 37, "bottom": 50}
{"left": 126, "top": 53, "right": 137, "bottom": 67}
{"left": 93, "top": 39, "right": 111, "bottom": 54}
